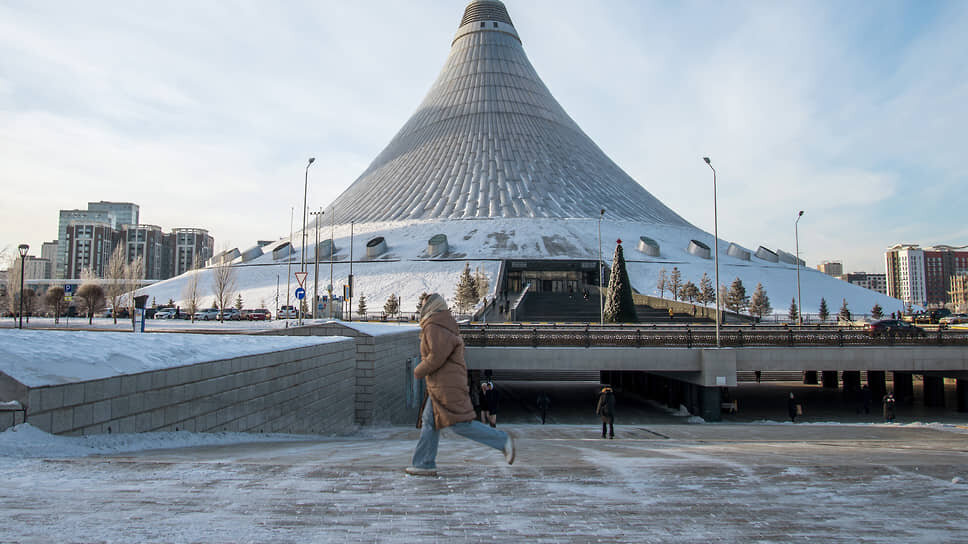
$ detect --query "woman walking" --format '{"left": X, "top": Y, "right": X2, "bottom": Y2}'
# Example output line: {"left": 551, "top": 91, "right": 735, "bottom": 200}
{"left": 406, "top": 294, "right": 515, "bottom": 476}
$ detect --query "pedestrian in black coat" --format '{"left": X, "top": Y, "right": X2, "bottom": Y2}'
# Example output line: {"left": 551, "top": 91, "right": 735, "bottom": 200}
{"left": 787, "top": 392, "right": 799, "bottom": 422}
{"left": 536, "top": 391, "right": 551, "bottom": 424}
{"left": 596, "top": 386, "right": 616, "bottom": 438}
{"left": 484, "top": 382, "right": 500, "bottom": 427}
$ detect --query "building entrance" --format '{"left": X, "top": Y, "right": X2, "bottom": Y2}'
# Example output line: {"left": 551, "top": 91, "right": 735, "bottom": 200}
{"left": 504, "top": 260, "right": 605, "bottom": 294}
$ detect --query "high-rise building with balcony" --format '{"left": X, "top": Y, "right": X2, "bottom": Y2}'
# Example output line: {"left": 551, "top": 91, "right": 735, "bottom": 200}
{"left": 171, "top": 228, "right": 214, "bottom": 276}
{"left": 64, "top": 221, "right": 118, "bottom": 279}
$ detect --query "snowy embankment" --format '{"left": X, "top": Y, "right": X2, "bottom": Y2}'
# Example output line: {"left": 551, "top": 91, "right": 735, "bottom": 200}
{"left": 136, "top": 217, "right": 903, "bottom": 318}
{"left": 0, "top": 423, "right": 314, "bottom": 459}
{"left": 0, "top": 329, "right": 341, "bottom": 387}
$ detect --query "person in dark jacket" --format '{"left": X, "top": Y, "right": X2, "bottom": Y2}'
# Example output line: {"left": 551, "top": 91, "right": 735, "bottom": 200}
{"left": 787, "top": 392, "right": 799, "bottom": 423}
{"left": 596, "top": 385, "right": 616, "bottom": 438}
{"left": 536, "top": 391, "right": 551, "bottom": 424}
{"left": 406, "top": 294, "right": 515, "bottom": 476}
{"left": 484, "top": 381, "right": 500, "bottom": 427}
{"left": 883, "top": 392, "right": 896, "bottom": 422}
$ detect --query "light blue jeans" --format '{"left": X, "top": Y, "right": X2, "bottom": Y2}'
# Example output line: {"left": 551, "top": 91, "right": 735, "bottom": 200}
{"left": 411, "top": 396, "right": 509, "bottom": 469}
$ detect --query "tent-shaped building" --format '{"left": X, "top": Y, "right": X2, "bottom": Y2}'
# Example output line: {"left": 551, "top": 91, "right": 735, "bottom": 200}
{"left": 142, "top": 0, "right": 901, "bottom": 319}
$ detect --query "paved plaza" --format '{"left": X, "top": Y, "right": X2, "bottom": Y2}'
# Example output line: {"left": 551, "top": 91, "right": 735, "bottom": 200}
{"left": 2, "top": 419, "right": 967, "bottom": 543}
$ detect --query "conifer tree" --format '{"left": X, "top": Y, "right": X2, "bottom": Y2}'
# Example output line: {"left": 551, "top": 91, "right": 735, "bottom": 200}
{"left": 748, "top": 283, "right": 771, "bottom": 320}
{"left": 838, "top": 298, "right": 852, "bottom": 322}
{"left": 234, "top": 294, "right": 244, "bottom": 311}
{"left": 818, "top": 298, "right": 829, "bottom": 322}
{"left": 603, "top": 240, "right": 638, "bottom": 323}
{"left": 699, "top": 273, "right": 715, "bottom": 309}
{"left": 681, "top": 281, "right": 699, "bottom": 303}
{"left": 669, "top": 267, "right": 682, "bottom": 301}
{"left": 357, "top": 293, "right": 368, "bottom": 318}
{"left": 454, "top": 263, "right": 479, "bottom": 314}
{"left": 725, "top": 277, "right": 749, "bottom": 314}
{"left": 871, "top": 303, "right": 883, "bottom": 320}
{"left": 788, "top": 298, "right": 799, "bottom": 322}
{"left": 416, "top": 292, "right": 429, "bottom": 314}
{"left": 384, "top": 293, "right": 400, "bottom": 317}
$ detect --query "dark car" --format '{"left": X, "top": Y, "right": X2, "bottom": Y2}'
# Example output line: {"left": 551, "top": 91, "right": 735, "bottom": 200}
{"left": 242, "top": 309, "right": 271, "bottom": 321}
{"left": 867, "top": 319, "right": 926, "bottom": 338}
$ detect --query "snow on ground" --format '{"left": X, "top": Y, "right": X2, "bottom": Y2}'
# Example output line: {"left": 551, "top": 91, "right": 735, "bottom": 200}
{"left": 1, "top": 423, "right": 966, "bottom": 543}
{"left": 137, "top": 218, "right": 903, "bottom": 321}
{"left": 0, "top": 423, "right": 317, "bottom": 459}
{"left": 0, "top": 329, "right": 343, "bottom": 387}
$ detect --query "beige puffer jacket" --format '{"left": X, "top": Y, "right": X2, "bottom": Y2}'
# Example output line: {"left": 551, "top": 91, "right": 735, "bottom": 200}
{"left": 414, "top": 310, "right": 476, "bottom": 429}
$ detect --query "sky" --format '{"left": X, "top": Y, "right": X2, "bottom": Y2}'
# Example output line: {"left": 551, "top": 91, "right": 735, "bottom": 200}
{"left": 1, "top": 0, "right": 966, "bottom": 273}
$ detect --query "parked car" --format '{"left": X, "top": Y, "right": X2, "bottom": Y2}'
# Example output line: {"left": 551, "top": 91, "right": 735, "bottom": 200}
{"left": 940, "top": 313, "right": 968, "bottom": 325}
{"left": 913, "top": 308, "right": 951, "bottom": 324}
{"left": 276, "top": 305, "right": 297, "bottom": 319}
{"left": 102, "top": 308, "right": 130, "bottom": 319}
{"left": 154, "top": 308, "right": 177, "bottom": 319}
{"left": 867, "top": 319, "right": 926, "bottom": 338}
{"left": 220, "top": 308, "right": 242, "bottom": 321}
{"left": 194, "top": 308, "right": 220, "bottom": 321}
{"left": 242, "top": 308, "right": 271, "bottom": 321}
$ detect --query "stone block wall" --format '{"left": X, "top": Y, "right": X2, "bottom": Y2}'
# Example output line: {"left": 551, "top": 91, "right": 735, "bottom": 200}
{"left": 15, "top": 340, "right": 356, "bottom": 436}
{"left": 262, "top": 324, "right": 421, "bottom": 426}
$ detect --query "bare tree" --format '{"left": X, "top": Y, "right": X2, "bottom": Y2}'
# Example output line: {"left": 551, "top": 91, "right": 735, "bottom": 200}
{"left": 124, "top": 255, "right": 144, "bottom": 318}
{"left": 105, "top": 244, "right": 127, "bottom": 324}
{"left": 211, "top": 260, "right": 237, "bottom": 322}
{"left": 45, "top": 286, "right": 66, "bottom": 324}
{"left": 77, "top": 269, "right": 105, "bottom": 324}
{"left": 656, "top": 268, "right": 668, "bottom": 299}
{"left": 182, "top": 267, "right": 202, "bottom": 322}
{"left": 474, "top": 266, "right": 490, "bottom": 300}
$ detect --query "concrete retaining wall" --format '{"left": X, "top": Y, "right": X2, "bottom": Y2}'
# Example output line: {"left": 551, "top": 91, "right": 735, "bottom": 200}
{"left": 261, "top": 323, "right": 421, "bottom": 426}
{"left": 12, "top": 340, "right": 357, "bottom": 436}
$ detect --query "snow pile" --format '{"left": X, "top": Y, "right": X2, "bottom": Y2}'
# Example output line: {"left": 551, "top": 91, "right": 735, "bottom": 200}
{"left": 0, "top": 423, "right": 313, "bottom": 459}
{"left": 0, "top": 329, "right": 344, "bottom": 387}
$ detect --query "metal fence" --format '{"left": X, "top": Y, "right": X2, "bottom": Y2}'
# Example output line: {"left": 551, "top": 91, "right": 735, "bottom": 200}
{"left": 459, "top": 324, "right": 968, "bottom": 348}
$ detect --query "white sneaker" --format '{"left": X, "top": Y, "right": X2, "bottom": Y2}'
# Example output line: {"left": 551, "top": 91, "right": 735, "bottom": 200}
{"left": 405, "top": 466, "right": 437, "bottom": 477}
{"left": 503, "top": 432, "right": 515, "bottom": 465}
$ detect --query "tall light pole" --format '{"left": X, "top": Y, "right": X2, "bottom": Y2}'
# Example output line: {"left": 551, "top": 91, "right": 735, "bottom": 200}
{"left": 330, "top": 207, "right": 335, "bottom": 319}
{"left": 703, "top": 157, "right": 721, "bottom": 348}
{"left": 300, "top": 157, "right": 315, "bottom": 324}
{"left": 17, "top": 244, "right": 28, "bottom": 329}
{"left": 310, "top": 207, "right": 324, "bottom": 319}
{"left": 598, "top": 208, "right": 605, "bottom": 326}
{"left": 795, "top": 210, "right": 804, "bottom": 327}
{"left": 286, "top": 206, "right": 293, "bottom": 327}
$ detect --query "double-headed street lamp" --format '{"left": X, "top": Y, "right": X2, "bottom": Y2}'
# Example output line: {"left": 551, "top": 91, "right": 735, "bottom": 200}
{"left": 702, "top": 157, "right": 721, "bottom": 348}
{"left": 18, "top": 244, "right": 28, "bottom": 329}
{"left": 598, "top": 208, "right": 605, "bottom": 326}
{"left": 796, "top": 210, "right": 804, "bottom": 327}
{"left": 300, "top": 157, "right": 315, "bottom": 325}
{"left": 310, "top": 207, "right": 324, "bottom": 319}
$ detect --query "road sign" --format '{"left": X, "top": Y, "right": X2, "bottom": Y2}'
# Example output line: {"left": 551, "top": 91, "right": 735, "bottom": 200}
{"left": 64, "top": 284, "right": 73, "bottom": 294}
{"left": 64, "top": 295, "right": 73, "bottom": 302}
{"left": 295, "top": 287, "right": 306, "bottom": 300}
{"left": 294, "top": 272, "right": 308, "bottom": 287}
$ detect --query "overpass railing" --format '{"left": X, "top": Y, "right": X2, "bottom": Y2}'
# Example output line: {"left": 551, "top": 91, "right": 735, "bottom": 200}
{"left": 460, "top": 325, "right": 968, "bottom": 348}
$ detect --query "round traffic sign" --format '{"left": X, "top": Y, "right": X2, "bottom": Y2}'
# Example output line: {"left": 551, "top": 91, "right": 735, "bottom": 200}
{"left": 295, "top": 287, "right": 306, "bottom": 300}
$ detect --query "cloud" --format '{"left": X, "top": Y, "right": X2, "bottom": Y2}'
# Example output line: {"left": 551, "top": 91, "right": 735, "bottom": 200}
{"left": 1, "top": 1, "right": 965, "bottom": 275}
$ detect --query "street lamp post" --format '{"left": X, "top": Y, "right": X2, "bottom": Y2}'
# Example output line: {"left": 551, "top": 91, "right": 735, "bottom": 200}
{"left": 18, "top": 244, "right": 28, "bottom": 329}
{"left": 703, "top": 157, "right": 721, "bottom": 348}
{"left": 329, "top": 207, "right": 335, "bottom": 319}
{"left": 598, "top": 208, "right": 605, "bottom": 326}
{"left": 300, "top": 157, "right": 315, "bottom": 325}
{"left": 796, "top": 210, "right": 804, "bottom": 327}
{"left": 310, "top": 208, "right": 324, "bottom": 319}
{"left": 286, "top": 207, "right": 293, "bottom": 328}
